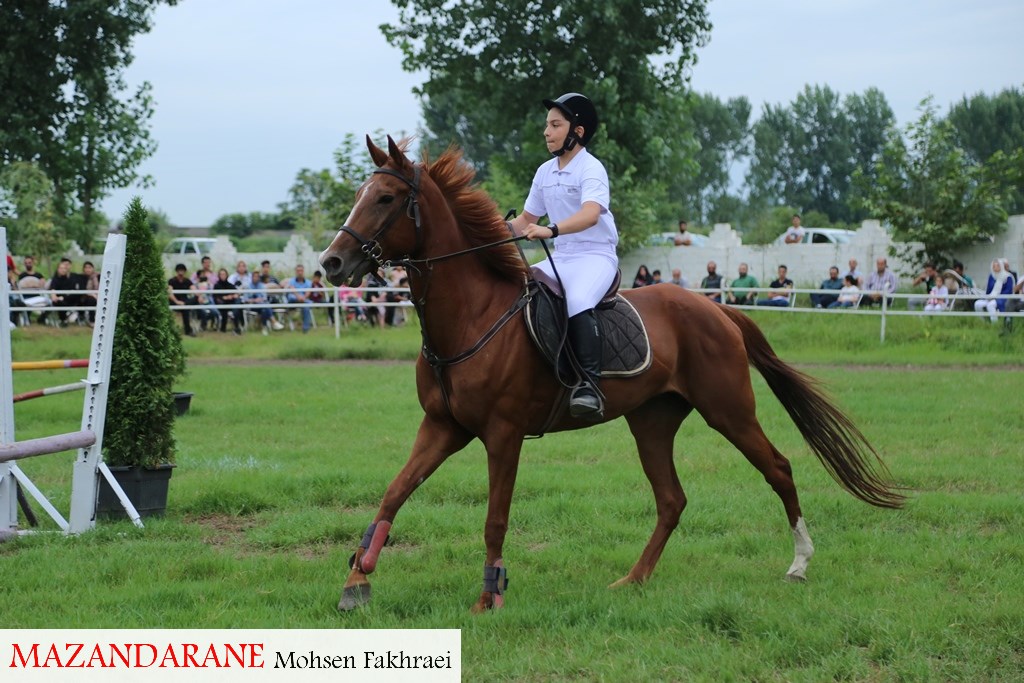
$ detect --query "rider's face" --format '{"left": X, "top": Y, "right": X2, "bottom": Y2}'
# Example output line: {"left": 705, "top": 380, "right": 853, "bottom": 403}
{"left": 544, "top": 110, "right": 573, "bottom": 153}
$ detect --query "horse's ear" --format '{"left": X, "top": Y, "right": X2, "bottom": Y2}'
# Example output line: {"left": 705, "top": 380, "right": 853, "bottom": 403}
{"left": 367, "top": 135, "right": 389, "bottom": 168}
{"left": 386, "top": 135, "right": 411, "bottom": 170}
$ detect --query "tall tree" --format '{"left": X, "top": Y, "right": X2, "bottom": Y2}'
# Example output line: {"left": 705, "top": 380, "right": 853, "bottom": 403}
{"left": 859, "top": 98, "right": 1023, "bottom": 266}
{"left": 382, "top": 0, "right": 712, "bottom": 248}
{"left": 0, "top": 161, "right": 66, "bottom": 263}
{"left": 0, "top": 1, "right": 174, "bottom": 243}
{"left": 947, "top": 86, "right": 1024, "bottom": 213}
{"left": 748, "top": 85, "right": 894, "bottom": 224}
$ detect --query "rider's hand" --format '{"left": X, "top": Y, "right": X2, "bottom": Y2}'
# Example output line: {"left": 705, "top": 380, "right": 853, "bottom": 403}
{"left": 523, "top": 223, "right": 554, "bottom": 241}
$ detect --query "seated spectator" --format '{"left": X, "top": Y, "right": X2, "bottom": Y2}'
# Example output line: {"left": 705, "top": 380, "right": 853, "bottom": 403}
{"left": 212, "top": 268, "right": 243, "bottom": 334}
{"left": 308, "top": 269, "right": 332, "bottom": 323}
{"left": 700, "top": 261, "right": 724, "bottom": 303}
{"left": 726, "top": 263, "right": 758, "bottom": 305}
{"left": 283, "top": 264, "right": 314, "bottom": 333}
{"left": 192, "top": 255, "right": 219, "bottom": 287}
{"left": 756, "top": 265, "right": 794, "bottom": 307}
{"left": 17, "top": 255, "right": 51, "bottom": 324}
{"left": 845, "top": 259, "right": 864, "bottom": 288}
{"left": 811, "top": 266, "right": 844, "bottom": 308}
{"left": 907, "top": 261, "right": 939, "bottom": 311}
{"left": 49, "top": 257, "right": 85, "bottom": 324}
{"left": 385, "top": 276, "right": 411, "bottom": 327}
{"left": 651, "top": 269, "right": 663, "bottom": 285}
{"left": 249, "top": 274, "right": 285, "bottom": 334}
{"left": 828, "top": 275, "right": 860, "bottom": 308}
{"left": 668, "top": 268, "right": 687, "bottom": 288}
{"left": 167, "top": 263, "right": 197, "bottom": 336}
{"left": 973, "top": 258, "right": 1015, "bottom": 323}
{"left": 923, "top": 274, "right": 949, "bottom": 312}
{"left": 79, "top": 261, "right": 99, "bottom": 324}
{"left": 783, "top": 214, "right": 805, "bottom": 244}
{"left": 632, "top": 264, "right": 654, "bottom": 288}
{"left": 862, "top": 258, "right": 898, "bottom": 307}
{"left": 673, "top": 219, "right": 692, "bottom": 246}
{"left": 6, "top": 254, "right": 19, "bottom": 327}
{"left": 951, "top": 259, "right": 974, "bottom": 288}
{"left": 363, "top": 269, "right": 388, "bottom": 328}
{"left": 194, "top": 275, "right": 220, "bottom": 331}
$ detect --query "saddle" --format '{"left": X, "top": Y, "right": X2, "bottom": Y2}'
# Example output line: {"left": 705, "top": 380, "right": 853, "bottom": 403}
{"left": 524, "top": 268, "right": 652, "bottom": 384}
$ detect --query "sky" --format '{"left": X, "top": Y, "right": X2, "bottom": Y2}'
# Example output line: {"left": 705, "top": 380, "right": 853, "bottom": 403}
{"left": 100, "top": 0, "right": 1024, "bottom": 227}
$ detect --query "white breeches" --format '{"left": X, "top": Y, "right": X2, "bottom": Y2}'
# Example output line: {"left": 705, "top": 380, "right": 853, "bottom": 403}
{"left": 974, "top": 298, "right": 999, "bottom": 322}
{"left": 532, "top": 243, "right": 618, "bottom": 317}
{"left": 923, "top": 303, "right": 945, "bottom": 312}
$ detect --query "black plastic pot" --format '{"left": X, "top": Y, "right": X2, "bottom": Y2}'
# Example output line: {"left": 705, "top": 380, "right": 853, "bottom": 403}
{"left": 173, "top": 392, "right": 193, "bottom": 416}
{"left": 96, "top": 464, "right": 175, "bottom": 519}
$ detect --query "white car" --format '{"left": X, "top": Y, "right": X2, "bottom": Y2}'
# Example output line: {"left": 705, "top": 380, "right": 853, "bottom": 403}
{"left": 773, "top": 228, "right": 855, "bottom": 246}
{"left": 163, "top": 237, "right": 217, "bottom": 256}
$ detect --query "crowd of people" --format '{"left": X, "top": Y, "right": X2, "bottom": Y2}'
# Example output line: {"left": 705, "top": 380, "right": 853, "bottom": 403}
{"left": 629, "top": 255, "right": 1022, "bottom": 322}
{"left": 5, "top": 253, "right": 413, "bottom": 335}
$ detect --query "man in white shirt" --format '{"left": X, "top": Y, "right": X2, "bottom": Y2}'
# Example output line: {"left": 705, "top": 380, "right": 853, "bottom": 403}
{"left": 783, "top": 214, "right": 805, "bottom": 244}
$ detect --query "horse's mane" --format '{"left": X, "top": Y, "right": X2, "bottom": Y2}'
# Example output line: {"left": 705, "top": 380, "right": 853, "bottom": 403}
{"left": 422, "top": 147, "right": 529, "bottom": 282}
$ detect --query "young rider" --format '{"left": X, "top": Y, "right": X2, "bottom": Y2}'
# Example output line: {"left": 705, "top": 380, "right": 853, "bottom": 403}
{"left": 510, "top": 93, "right": 619, "bottom": 419}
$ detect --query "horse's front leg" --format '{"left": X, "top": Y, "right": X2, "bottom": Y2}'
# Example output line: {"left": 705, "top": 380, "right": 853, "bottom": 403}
{"left": 338, "top": 415, "right": 472, "bottom": 611}
{"left": 471, "top": 433, "right": 525, "bottom": 613}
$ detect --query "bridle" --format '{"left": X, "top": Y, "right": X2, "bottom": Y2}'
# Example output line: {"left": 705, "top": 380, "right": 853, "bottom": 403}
{"left": 337, "top": 166, "right": 424, "bottom": 269}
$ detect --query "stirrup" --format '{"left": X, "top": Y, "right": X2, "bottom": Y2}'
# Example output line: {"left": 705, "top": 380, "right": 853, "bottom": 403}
{"left": 569, "top": 382, "right": 604, "bottom": 419}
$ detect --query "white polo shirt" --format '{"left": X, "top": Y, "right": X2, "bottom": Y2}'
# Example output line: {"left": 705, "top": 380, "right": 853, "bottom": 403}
{"left": 524, "top": 147, "right": 618, "bottom": 248}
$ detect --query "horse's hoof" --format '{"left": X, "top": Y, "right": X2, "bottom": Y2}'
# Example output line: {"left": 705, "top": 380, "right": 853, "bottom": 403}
{"left": 338, "top": 583, "right": 372, "bottom": 611}
{"left": 785, "top": 572, "right": 807, "bottom": 583}
{"left": 470, "top": 592, "right": 503, "bottom": 613}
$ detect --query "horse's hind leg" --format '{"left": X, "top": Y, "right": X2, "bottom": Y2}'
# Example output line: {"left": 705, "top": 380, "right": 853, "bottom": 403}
{"left": 338, "top": 415, "right": 473, "bottom": 611}
{"left": 611, "top": 394, "right": 690, "bottom": 588}
{"left": 703, "top": 408, "right": 814, "bottom": 582}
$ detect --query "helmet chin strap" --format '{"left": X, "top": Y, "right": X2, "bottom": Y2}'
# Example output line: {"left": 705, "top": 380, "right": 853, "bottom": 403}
{"left": 551, "top": 127, "right": 582, "bottom": 157}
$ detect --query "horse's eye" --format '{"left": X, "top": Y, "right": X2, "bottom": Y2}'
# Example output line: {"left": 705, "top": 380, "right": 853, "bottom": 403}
{"left": 378, "top": 195, "right": 395, "bottom": 205}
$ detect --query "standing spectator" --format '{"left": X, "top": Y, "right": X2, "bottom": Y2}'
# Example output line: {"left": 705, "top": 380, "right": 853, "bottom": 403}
{"left": 907, "top": 261, "right": 939, "bottom": 310}
{"left": 192, "top": 255, "right": 219, "bottom": 287}
{"left": 726, "top": 263, "right": 759, "bottom": 305}
{"left": 973, "top": 258, "right": 1014, "bottom": 323}
{"left": 757, "top": 265, "right": 794, "bottom": 307}
{"left": 668, "top": 268, "right": 688, "bottom": 288}
{"left": 213, "top": 268, "right": 243, "bottom": 334}
{"left": 283, "top": 264, "right": 314, "bottom": 333}
{"left": 783, "top": 214, "right": 805, "bottom": 244}
{"left": 673, "top": 219, "right": 693, "bottom": 246}
{"left": 167, "top": 263, "right": 197, "bottom": 336}
{"left": 863, "top": 258, "right": 898, "bottom": 307}
{"left": 632, "top": 265, "right": 654, "bottom": 288}
{"left": 700, "top": 261, "right": 725, "bottom": 303}
{"left": 49, "top": 257, "right": 84, "bottom": 324}
{"left": 828, "top": 275, "right": 861, "bottom": 309}
{"left": 811, "top": 266, "right": 844, "bottom": 308}
{"left": 845, "top": 258, "right": 864, "bottom": 288}
{"left": 924, "top": 274, "right": 950, "bottom": 312}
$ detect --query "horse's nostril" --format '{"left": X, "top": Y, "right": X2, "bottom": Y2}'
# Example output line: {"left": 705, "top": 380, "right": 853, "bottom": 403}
{"left": 322, "top": 255, "right": 341, "bottom": 274}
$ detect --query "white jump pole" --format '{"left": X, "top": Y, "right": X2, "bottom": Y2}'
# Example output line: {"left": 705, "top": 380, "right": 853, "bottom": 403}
{"left": 0, "top": 227, "right": 17, "bottom": 532}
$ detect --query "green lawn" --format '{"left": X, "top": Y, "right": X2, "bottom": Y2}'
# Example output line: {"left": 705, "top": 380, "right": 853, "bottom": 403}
{"left": 3, "top": 315, "right": 1023, "bottom": 681}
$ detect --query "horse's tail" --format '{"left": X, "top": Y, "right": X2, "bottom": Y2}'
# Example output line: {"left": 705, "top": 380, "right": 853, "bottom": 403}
{"left": 719, "top": 306, "right": 906, "bottom": 509}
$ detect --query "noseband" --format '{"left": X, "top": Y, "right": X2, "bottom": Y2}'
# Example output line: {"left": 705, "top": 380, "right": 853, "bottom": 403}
{"left": 338, "top": 166, "right": 423, "bottom": 268}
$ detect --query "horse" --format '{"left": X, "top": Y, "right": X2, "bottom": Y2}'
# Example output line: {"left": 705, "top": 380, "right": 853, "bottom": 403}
{"left": 320, "top": 135, "right": 904, "bottom": 613}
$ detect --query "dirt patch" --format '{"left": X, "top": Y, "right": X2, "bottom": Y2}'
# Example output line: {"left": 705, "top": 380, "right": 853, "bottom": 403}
{"left": 187, "top": 513, "right": 259, "bottom": 546}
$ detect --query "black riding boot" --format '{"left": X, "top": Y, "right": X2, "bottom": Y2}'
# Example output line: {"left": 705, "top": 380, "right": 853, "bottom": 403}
{"left": 567, "top": 309, "right": 604, "bottom": 419}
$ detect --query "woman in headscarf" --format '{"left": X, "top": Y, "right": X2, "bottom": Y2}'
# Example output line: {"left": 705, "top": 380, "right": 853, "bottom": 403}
{"left": 973, "top": 258, "right": 1015, "bottom": 323}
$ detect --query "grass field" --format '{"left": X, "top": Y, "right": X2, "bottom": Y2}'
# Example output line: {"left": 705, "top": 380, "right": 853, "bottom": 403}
{"left": 3, "top": 315, "right": 1023, "bottom": 681}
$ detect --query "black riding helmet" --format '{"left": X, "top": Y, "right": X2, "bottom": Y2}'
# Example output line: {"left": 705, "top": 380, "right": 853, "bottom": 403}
{"left": 542, "top": 93, "right": 598, "bottom": 157}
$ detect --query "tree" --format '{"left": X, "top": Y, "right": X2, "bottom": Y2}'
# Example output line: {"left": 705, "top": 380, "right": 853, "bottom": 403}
{"left": 748, "top": 85, "right": 894, "bottom": 223}
{"left": 0, "top": 161, "right": 67, "bottom": 265}
{"left": 0, "top": 1, "right": 174, "bottom": 243}
{"left": 382, "top": 0, "right": 712, "bottom": 248}
{"left": 859, "top": 98, "right": 1023, "bottom": 267}
{"left": 947, "top": 86, "right": 1024, "bottom": 213}
{"left": 105, "top": 197, "right": 186, "bottom": 468}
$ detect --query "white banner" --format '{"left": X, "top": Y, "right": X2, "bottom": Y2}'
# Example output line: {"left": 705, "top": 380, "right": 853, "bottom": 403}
{"left": 0, "top": 630, "right": 460, "bottom": 682}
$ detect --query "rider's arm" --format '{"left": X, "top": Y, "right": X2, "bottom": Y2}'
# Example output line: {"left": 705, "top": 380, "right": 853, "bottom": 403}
{"left": 523, "top": 201, "right": 601, "bottom": 240}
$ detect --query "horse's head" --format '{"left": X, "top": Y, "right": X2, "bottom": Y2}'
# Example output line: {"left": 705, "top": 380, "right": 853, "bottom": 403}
{"left": 320, "top": 135, "right": 423, "bottom": 286}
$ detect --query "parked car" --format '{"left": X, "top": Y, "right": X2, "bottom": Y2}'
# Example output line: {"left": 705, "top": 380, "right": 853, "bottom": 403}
{"left": 647, "top": 231, "right": 709, "bottom": 247}
{"left": 772, "top": 228, "right": 856, "bottom": 246}
{"left": 163, "top": 237, "right": 217, "bottom": 256}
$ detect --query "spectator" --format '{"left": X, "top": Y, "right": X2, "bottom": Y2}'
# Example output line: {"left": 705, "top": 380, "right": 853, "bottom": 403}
{"left": 811, "top": 266, "right": 844, "bottom": 308}
{"left": 726, "top": 263, "right": 759, "bottom": 305}
{"left": 668, "top": 268, "right": 688, "bottom": 288}
{"left": 651, "top": 269, "right": 663, "bottom": 285}
{"left": 363, "top": 269, "right": 388, "bottom": 328}
{"left": 249, "top": 273, "right": 284, "bottom": 334}
{"left": 194, "top": 275, "right": 219, "bottom": 331}
{"left": 17, "top": 255, "right": 45, "bottom": 283}
{"left": 673, "top": 219, "right": 693, "bottom": 246}
{"left": 6, "top": 254, "right": 21, "bottom": 327}
{"left": 167, "top": 263, "right": 197, "bottom": 337}
{"left": 385, "top": 276, "right": 411, "bottom": 326}
{"left": 923, "top": 274, "right": 949, "bottom": 312}
{"left": 212, "top": 267, "right": 243, "bottom": 334}
{"left": 632, "top": 265, "right": 654, "bottom": 288}
{"left": 757, "top": 265, "right": 794, "bottom": 307}
{"left": 283, "top": 264, "right": 314, "bottom": 333}
{"left": 227, "top": 260, "right": 250, "bottom": 289}
{"left": 863, "top": 258, "right": 897, "bottom": 307}
{"left": 907, "top": 261, "right": 939, "bottom": 310}
{"left": 951, "top": 259, "right": 974, "bottom": 288}
{"left": 845, "top": 258, "right": 864, "bottom": 288}
{"left": 16, "top": 255, "right": 50, "bottom": 324}
{"left": 49, "top": 257, "right": 84, "bottom": 324}
{"left": 828, "top": 275, "right": 861, "bottom": 309}
{"left": 192, "top": 255, "right": 219, "bottom": 286}
{"left": 308, "top": 269, "right": 332, "bottom": 323}
{"left": 79, "top": 261, "right": 99, "bottom": 325}
{"left": 973, "top": 258, "right": 1014, "bottom": 323}
{"left": 700, "top": 261, "right": 725, "bottom": 303}
{"left": 783, "top": 214, "right": 805, "bottom": 244}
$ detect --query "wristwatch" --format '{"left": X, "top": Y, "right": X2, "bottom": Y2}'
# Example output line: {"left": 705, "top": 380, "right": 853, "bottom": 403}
{"left": 548, "top": 224, "right": 559, "bottom": 238}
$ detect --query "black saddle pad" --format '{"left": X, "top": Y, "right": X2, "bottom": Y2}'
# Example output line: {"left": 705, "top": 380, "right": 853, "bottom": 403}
{"left": 524, "top": 282, "right": 652, "bottom": 380}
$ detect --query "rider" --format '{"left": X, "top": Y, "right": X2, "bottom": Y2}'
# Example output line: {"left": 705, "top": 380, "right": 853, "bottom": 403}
{"left": 510, "top": 92, "right": 619, "bottom": 419}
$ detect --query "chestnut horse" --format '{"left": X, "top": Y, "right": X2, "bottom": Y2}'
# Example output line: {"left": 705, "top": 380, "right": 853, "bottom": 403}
{"left": 320, "top": 136, "right": 903, "bottom": 612}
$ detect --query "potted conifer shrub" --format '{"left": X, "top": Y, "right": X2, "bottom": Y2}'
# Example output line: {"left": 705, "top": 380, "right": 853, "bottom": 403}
{"left": 97, "top": 198, "right": 187, "bottom": 518}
